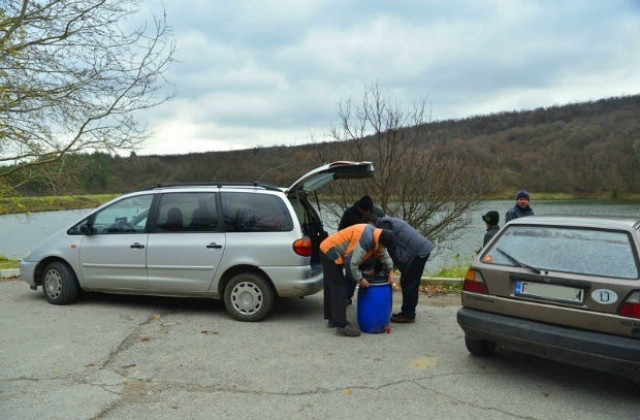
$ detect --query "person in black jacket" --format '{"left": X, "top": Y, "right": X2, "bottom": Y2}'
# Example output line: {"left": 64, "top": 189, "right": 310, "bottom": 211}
{"left": 339, "top": 195, "right": 385, "bottom": 302}
{"left": 481, "top": 211, "right": 500, "bottom": 247}
{"left": 505, "top": 190, "right": 534, "bottom": 222}
{"left": 338, "top": 195, "right": 384, "bottom": 230}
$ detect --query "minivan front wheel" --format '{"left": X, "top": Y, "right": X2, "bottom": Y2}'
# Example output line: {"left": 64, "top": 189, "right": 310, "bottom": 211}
{"left": 42, "top": 261, "right": 80, "bottom": 305}
{"left": 464, "top": 336, "right": 496, "bottom": 357}
{"left": 224, "top": 273, "right": 274, "bottom": 322}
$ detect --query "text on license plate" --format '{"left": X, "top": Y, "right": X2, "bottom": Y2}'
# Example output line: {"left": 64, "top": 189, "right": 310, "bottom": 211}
{"left": 514, "top": 280, "right": 585, "bottom": 304}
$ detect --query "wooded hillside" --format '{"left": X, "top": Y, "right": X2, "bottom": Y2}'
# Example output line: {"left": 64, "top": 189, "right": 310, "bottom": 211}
{"left": 8, "top": 94, "right": 640, "bottom": 198}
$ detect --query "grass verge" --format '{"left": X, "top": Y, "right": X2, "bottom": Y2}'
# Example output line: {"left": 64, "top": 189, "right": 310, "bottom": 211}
{"left": 0, "top": 194, "right": 118, "bottom": 215}
{"left": 0, "top": 255, "right": 19, "bottom": 269}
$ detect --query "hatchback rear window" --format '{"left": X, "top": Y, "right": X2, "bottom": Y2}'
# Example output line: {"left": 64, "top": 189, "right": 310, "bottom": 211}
{"left": 483, "top": 225, "right": 639, "bottom": 279}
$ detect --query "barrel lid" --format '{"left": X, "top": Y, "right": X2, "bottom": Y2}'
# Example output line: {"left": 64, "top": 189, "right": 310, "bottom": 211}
{"left": 363, "top": 271, "right": 389, "bottom": 284}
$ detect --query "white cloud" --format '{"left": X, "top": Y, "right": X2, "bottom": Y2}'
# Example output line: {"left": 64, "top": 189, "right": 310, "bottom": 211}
{"left": 136, "top": 0, "right": 640, "bottom": 155}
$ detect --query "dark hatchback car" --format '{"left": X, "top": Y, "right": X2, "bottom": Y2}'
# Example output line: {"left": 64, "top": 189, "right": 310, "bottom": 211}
{"left": 457, "top": 215, "right": 640, "bottom": 385}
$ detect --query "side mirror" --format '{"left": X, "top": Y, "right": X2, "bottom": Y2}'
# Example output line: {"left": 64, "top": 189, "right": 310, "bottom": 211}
{"left": 79, "top": 224, "right": 94, "bottom": 235}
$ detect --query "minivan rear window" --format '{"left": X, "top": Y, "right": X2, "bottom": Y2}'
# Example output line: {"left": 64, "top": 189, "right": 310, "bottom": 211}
{"left": 483, "top": 225, "right": 639, "bottom": 279}
{"left": 222, "top": 192, "right": 293, "bottom": 232}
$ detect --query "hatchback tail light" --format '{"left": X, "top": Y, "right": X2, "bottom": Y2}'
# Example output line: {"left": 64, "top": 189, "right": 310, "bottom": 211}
{"left": 293, "top": 237, "right": 312, "bottom": 257}
{"left": 462, "top": 269, "right": 488, "bottom": 294}
{"left": 618, "top": 290, "right": 640, "bottom": 319}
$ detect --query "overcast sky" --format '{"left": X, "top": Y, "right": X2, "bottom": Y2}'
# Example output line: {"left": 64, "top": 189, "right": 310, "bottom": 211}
{"left": 136, "top": 0, "right": 639, "bottom": 156}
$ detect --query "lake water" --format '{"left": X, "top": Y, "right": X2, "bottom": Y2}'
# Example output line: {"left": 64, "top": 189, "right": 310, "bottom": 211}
{"left": 2, "top": 200, "right": 638, "bottom": 275}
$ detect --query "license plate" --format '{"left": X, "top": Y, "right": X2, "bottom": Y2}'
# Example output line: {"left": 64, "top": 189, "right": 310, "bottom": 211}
{"left": 515, "top": 280, "right": 585, "bottom": 304}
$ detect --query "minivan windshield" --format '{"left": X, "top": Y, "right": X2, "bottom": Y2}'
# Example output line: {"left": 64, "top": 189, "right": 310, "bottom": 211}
{"left": 483, "top": 225, "right": 639, "bottom": 279}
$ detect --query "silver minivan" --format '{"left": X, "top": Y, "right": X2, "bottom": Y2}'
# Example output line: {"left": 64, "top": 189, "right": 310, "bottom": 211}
{"left": 20, "top": 161, "right": 374, "bottom": 321}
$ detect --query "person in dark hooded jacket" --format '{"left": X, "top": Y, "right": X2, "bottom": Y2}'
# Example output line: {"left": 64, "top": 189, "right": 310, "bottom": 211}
{"left": 366, "top": 215, "right": 435, "bottom": 324}
{"left": 482, "top": 210, "right": 500, "bottom": 247}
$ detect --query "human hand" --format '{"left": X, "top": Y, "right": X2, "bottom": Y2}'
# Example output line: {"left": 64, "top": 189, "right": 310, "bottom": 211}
{"left": 359, "top": 278, "right": 370, "bottom": 288}
{"left": 388, "top": 270, "right": 395, "bottom": 285}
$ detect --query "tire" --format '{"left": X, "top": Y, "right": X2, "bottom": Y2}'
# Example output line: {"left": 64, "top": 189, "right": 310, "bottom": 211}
{"left": 464, "top": 336, "right": 496, "bottom": 357}
{"left": 41, "top": 261, "right": 80, "bottom": 305}
{"left": 223, "top": 273, "right": 274, "bottom": 322}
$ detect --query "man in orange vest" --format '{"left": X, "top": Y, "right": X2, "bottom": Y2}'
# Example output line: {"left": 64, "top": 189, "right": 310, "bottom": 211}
{"left": 320, "top": 224, "right": 395, "bottom": 337}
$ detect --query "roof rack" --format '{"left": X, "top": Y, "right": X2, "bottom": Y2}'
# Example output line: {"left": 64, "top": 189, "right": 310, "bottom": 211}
{"left": 150, "top": 182, "right": 282, "bottom": 192}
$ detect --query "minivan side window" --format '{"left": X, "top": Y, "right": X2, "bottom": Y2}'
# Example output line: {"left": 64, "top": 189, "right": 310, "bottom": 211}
{"left": 77, "top": 194, "right": 153, "bottom": 234}
{"left": 155, "top": 192, "right": 219, "bottom": 232}
{"left": 222, "top": 192, "right": 293, "bottom": 232}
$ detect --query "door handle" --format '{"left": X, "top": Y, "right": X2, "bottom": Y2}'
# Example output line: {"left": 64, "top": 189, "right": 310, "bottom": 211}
{"left": 206, "top": 242, "right": 222, "bottom": 249}
{"left": 130, "top": 242, "right": 145, "bottom": 249}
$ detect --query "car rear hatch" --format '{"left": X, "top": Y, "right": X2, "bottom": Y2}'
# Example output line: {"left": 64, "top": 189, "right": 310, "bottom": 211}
{"left": 285, "top": 161, "right": 375, "bottom": 263}
{"left": 462, "top": 217, "right": 640, "bottom": 339}
{"left": 285, "top": 161, "right": 375, "bottom": 195}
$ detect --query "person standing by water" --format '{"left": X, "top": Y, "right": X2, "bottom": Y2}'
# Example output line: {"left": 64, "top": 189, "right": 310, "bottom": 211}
{"left": 481, "top": 211, "right": 500, "bottom": 246}
{"left": 320, "top": 224, "right": 395, "bottom": 337}
{"left": 505, "top": 189, "right": 534, "bottom": 222}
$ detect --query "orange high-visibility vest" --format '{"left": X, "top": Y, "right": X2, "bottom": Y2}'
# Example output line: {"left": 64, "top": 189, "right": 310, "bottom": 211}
{"left": 320, "top": 223, "right": 383, "bottom": 265}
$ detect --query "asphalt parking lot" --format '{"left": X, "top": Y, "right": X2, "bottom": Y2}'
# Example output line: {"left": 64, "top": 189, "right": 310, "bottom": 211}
{"left": 1, "top": 278, "right": 639, "bottom": 420}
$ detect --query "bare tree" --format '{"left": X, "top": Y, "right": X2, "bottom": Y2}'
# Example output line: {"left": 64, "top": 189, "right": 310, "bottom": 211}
{"left": 314, "top": 84, "right": 484, "bottom": 244}
{"left": 0, "top": 0, "right": 175, "bottom": 192}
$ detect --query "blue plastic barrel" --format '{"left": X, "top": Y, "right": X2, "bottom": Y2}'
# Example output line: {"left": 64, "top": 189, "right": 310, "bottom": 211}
{"left": 357, "top": 275, "right": 392, "bottom": 334}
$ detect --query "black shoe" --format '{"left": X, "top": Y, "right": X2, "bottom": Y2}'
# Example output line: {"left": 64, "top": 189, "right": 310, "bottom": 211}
{"left": 326, "top": 320, "right": 337, "bottom": 328}
{"left": 391, "top": 313, "right": 415, "bottom": 323}
{"left": 346, "top": 298, "right": 353, "bottom": 305}
{"left": 336, "top": 322, "right": 361, "bottom": 337}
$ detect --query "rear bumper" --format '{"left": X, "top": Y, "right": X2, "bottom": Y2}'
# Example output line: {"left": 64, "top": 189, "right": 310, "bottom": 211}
{"left": 457, "top": 307, "right": 640, "bottom": 382}
{"left": 263, "top": 264, "right": 324, "bottom": 298}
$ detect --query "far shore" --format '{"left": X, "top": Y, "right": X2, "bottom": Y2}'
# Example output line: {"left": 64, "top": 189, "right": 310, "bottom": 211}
{"left": 2, "top": 192, "right": 639, "bottom": 216}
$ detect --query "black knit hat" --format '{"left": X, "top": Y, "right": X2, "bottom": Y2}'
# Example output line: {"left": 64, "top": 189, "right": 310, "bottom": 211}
{"left": 378, "top": 229, "right": 395, "bottom": 248}
{"left": 358, "top": 195, "right": 374, "bottom": 211}
{"left": 482, "top": 211, "right": 499, "bottom": 226}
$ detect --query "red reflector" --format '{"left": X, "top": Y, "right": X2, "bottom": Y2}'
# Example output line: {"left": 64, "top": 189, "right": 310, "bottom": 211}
{"left": 463, "top": 280, "right": 488, "bottom": 294}
{"left": 293, "top": 237, "right": 312, "bottom": 257}
{"left": 619, "top": 303, "right": 640, "bottom": 319}
{"left": 462, "top": 269, "right": 488, "bottom": 294}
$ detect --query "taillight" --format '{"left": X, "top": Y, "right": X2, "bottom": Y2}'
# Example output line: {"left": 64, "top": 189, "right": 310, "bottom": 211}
{"left": 618, "top": 291, "right": 640, "bottom": 319}
{"left": 462, "top": 269, "right": 488, "bottom": 294}
{"left": 293, "top": 237, "right": 312, "bottom": 257}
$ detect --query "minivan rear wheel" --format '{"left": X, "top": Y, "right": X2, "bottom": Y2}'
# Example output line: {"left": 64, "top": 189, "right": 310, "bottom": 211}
{"left": 464, "top": 336, "right": 496, "bottom": 356}
{"left": 42, "top": 261, "right": 79, "bottom": 305}
{"left": 224, "top": 273, "right": 274, "bottom": 322}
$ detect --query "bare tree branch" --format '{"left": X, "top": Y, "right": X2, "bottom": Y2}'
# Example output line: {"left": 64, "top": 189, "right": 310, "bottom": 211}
{"left": 314, "top": 84, "right": 484, "bottom": 244}
{"left": 0, "top": 0, "right": 175, "bottom": 188}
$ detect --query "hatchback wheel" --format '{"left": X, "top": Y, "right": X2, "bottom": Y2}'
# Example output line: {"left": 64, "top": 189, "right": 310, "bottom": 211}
{"left": 42, "top": 261, "right": 80, "bottom": 305}
{"left": 464, "top": 336, "right": 496, "bottom": 357}
{"left": 224, "top": 273, "right": 274, "bottom": 322}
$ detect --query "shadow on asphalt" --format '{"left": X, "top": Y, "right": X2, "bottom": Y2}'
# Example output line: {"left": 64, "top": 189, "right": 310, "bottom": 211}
{"left": 21, "top": 287, "right": 325, "bottom": 322}
{"left": 466, "top": 346, "right": 640, "bottom": 394}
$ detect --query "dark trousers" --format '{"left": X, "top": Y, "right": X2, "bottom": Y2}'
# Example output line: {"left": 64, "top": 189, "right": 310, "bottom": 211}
{"left": 321, "top": 253, "right": 348, "bottom": 328}
{"left": 399, "top": 254, "right": 429, "bottom": 319}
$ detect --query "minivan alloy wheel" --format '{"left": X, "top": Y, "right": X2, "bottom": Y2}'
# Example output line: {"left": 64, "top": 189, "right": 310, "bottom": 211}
{"left": 41, "top": 261, "right": 80, "bottom": 305}
{"left": 43, "top": 269, "right": 63, "bottom": 299}
{"left": 224, "top": 273, "right": 274, "bottom": 322}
